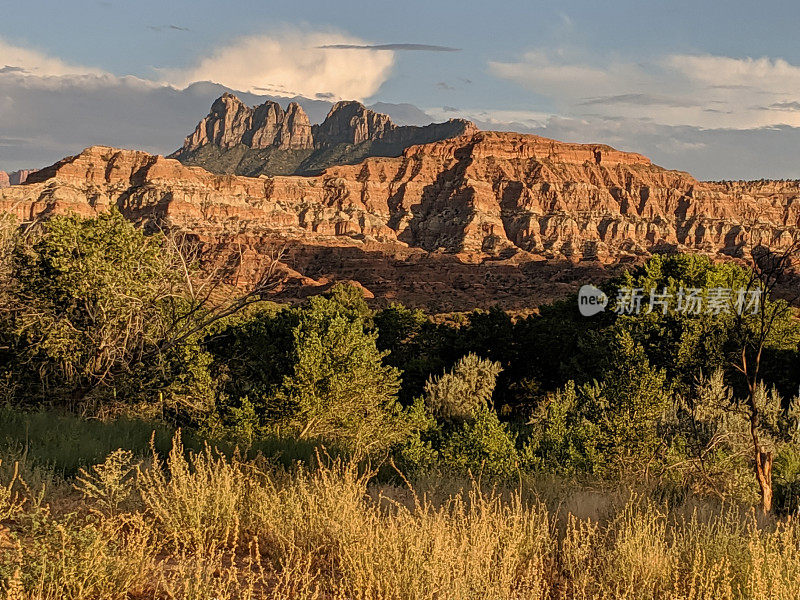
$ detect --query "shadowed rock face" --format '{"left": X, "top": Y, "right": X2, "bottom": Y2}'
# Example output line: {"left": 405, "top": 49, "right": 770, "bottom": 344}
{"left": 6, "top": 132, "right": 800, "bottom": 310}
{"left": 170, "top": 94, "right": 476, "bottom": 176}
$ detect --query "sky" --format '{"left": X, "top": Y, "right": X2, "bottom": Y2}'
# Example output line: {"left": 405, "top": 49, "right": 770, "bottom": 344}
{"left": 4, "top": 0, "right": 800, "bottom": 179}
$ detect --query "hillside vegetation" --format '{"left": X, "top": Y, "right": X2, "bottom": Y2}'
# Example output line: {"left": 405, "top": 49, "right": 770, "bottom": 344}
{"left": 1, "top": 211, "right": 799, "bottom": 598}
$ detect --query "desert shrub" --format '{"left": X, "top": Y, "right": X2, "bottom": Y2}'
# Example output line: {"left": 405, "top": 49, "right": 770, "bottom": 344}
{"left": 0, "top": 512, "right": 159, "bottom": 600}
{"left": 0, "top": 210, "right": 219, "bottom": 418}
{"left": 522, "top": 381, "right": 589, "bottom": 475}
{"left": 399, "top": 355, "right": 519, "bottom": 478}
{"left": 424, "top": 352, "right": 502, "bottom": 419}
{"left": 774, "top": 444, "right": 800, "bottom": 514}
{"left": 74, "top": 449, "right": 137, "bottom": 516}
{"left": 137, "top": 435, "right": 253, "bottom": 553}
{"left": 439, "top": 407, "right": 520, "bottom": 478}
{"left": 3, "top": 435, "right": 800, "bottom": 599}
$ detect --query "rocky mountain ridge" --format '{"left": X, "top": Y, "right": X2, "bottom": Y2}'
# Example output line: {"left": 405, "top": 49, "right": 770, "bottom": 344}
{"left": 3, "top": 131, "right": 799, "bottom": 309}
{"left": 170, "top": 93, "right": 476, "bottom": 177}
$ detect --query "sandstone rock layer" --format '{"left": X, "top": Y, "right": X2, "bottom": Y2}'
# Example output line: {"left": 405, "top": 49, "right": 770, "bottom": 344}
{"left": 4, "top": 132, "right": 800, "bottom": 309}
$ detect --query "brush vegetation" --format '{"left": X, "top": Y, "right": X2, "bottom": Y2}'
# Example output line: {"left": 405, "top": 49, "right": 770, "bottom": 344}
{"left": 1, "top": 211, "right": 800, "bottom": 597}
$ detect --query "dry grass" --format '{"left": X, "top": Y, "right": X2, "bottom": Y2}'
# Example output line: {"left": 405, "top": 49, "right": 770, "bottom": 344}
{"left": 1, "top": 437, "right": 799, "bottom": 599}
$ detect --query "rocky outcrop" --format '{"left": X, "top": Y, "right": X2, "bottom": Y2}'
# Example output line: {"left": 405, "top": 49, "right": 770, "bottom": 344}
{"left": 0, "top": 169, "right": 36, "bottom": 188}
{"left": 171, "top": 94, "right": 476, "bottom": 177}
{"left": 5, "top": 133, "right": 800, "bottom": 309}
{"left": 277, "top": 102, "right": 314, "bottom": 150}
{"left": 312, "top": 101, "right": 396, "bottom": 146}
{"left": 177, "top": 93, "right": 316, "bottom": 154}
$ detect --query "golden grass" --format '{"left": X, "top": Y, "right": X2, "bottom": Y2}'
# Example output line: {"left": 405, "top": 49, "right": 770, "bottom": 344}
{"left": 1, "top": 437, "right": 799, "bottom": 599}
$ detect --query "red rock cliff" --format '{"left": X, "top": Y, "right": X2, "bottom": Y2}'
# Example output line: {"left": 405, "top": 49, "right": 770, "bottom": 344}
{"left": 4, "top": 132, "right": 799, "bottom": 309}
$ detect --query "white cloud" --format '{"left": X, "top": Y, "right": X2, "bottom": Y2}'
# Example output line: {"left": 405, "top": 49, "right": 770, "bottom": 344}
{"left": 162, "top": 29, "right": 395, "bottom": 101}
{"left": 0, "top": 39, "right": 107, "bottom": 77}
{"left": 490, "top": 51, "right": 800, "bottom": 129}
{"left": 7, "top": 34, "right": 800, "bottom": 180}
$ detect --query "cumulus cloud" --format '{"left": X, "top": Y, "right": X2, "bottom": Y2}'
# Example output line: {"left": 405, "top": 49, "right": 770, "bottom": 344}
{"left": 8, "top": 33, "right": 800, "bottom": 181}
{"left": 490, "top": 51, "right": 800, "bottom": 129}
{"left": 0, "top": 39, "right": 107, "bottom": 77}
{"left": 0, "top": 72, "right": 344, "bottom": 171}
{"left": 0, "top": 30, "right": 400, "bottom": 169}
{"left": 163, "top": 30, "right": 395, "bottom": 100}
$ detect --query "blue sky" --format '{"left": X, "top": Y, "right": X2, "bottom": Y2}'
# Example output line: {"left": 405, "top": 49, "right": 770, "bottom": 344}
{"left": 4, "top": 0, "right": 800, "bottom": 178}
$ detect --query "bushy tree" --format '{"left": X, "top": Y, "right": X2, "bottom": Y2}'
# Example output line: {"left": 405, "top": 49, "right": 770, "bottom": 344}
{"left": 272, "top": 294, "right": 405, "bottom": 451}
{"left": 0, "top": 209, "right": 282, "bottom": 421}
{"left": 375, "top": 305, "right": 521, "bottom": 404}
{"left": 375, "top": 303, "right": 457, "bottom": 403}
{"left": 526, "top": 332, "right": 672, "bottom": 478}
{"left": 211, "top": 285, "right": 421, "bottom": 454}
{"left": 673, "top": 369, "right": 800, "bottom": 510}
{"left": 424, "top": 353, "right": 502, "bottom": 419}
{"left": 0, "top": 210, "right": 217, "bottom": 414}
{"left": 608, "top": 254, "right": 799, "bottom": 396}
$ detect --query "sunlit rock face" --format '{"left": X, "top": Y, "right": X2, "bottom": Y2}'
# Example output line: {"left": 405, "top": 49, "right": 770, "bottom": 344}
{"left": 4, "top": 131, "right": 800, "bottom": 310}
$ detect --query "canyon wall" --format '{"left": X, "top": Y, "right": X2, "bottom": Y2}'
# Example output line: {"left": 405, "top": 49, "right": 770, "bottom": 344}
{"left": 3, "top": 131, "right": 799, "bottom": 309}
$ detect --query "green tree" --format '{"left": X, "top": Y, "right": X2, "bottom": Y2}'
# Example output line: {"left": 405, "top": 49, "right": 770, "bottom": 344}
{"left": 526, "top": 332, "right": 672, "bottom": 478}
{"left": 608, "top": 254, "right": 798, "bottom": 396}
{"left": 273, "top": 294, "right": 405, "bottom": 451}
{"left": 0, "top": 209, "right": 282, "bottom": 419}
{"left": 212, "top": 287, "right": 420, "bottom": 454}
{"left": 375, "top": 303, "right": 457, "bottom": 403}
{"left": 424, "top": 353, "right": 502, "bottom": 420}
{"left": 2, "top": 210, "right": 195, "bottom": 406}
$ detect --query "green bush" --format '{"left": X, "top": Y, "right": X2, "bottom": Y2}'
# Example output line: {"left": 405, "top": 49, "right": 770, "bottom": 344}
{"left": 0, "top": 210, "right": 219, "bottom": 418}
{"left": 526, "top": 332, "right": 672, "bottom": 478}
{"left": 210, "top": 285, "right": 422, "bottom": 455}
{"left": 424, "top": 353, "right": 502, "bottom": 419}
{"left": 439, "top": 407, "right": 519, "bottom": 478}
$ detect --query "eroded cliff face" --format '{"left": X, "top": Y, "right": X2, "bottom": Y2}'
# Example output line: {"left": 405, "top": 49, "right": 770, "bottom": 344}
{"left": 176, "top": 93, "right": 316, "bottom": 153}
{"left": 171, "top": 94, "right": 476, "bottom": 177}
{"left": 4, "top": 132, "right": 800, "bottom": 309}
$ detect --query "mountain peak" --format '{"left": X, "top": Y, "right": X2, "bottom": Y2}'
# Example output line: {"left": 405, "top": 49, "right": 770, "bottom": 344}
{"left": 313, "top": 100, "right": 395, "bottom": 146}
{"left": 175, "top": 94, "right": 315, "bottom": 156}
{"left": 171, "top": 94, "right": 476, "bottom": 176}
